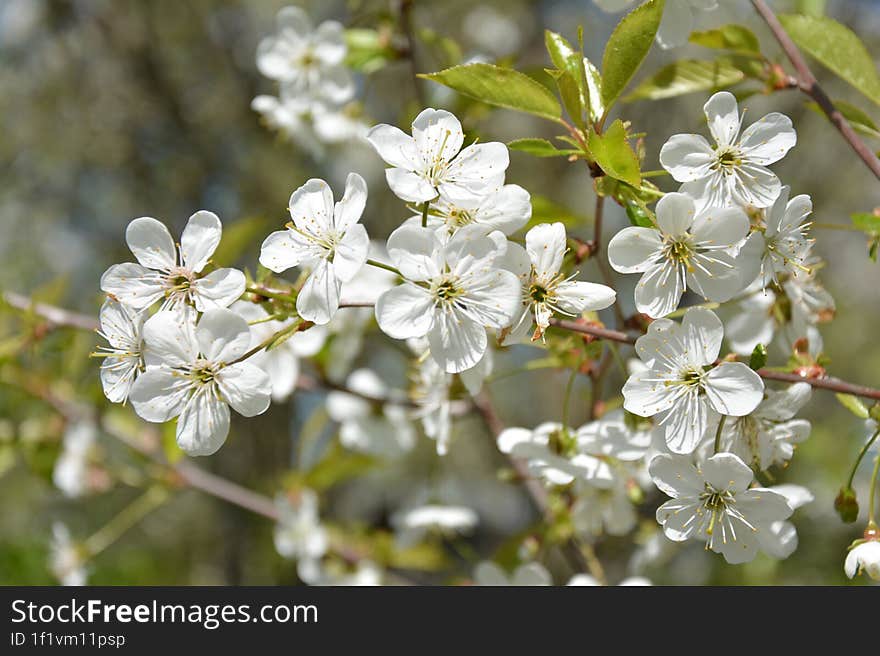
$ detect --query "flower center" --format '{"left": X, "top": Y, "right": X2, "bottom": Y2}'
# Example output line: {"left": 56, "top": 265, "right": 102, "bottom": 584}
{"left": 433, "top": 276, "right": 464, "bottom": 303}
{"left": 446, "top": 207, "right": 474, "bottom": 227}
{"left": 713, "top": 147, "right": 742, "bottom": 175}
{"left": 662, "top": 236, "right": 696, "bottom": 271}
{"left": 190, "top": 359, "right": 219, "bottom": 385}
{"left": 424, "top": 130, "right": 454, "bottom": 185}
{"left": 547, "top": 428, "right": 578, "bottom": 458}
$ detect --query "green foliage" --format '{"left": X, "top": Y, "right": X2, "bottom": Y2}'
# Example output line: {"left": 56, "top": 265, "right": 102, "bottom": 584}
{"left": 851, "top": 212, "right": 880, "bottom": 260}
{"left": 625, "top": 59, "right": 746, "bottom": 102}
{"left": 779, "top": 14, "right": 880, "bottom": 107}
{"left": 545, "top": 31, "right": 588, "bottom": 127}
{"left": 689, "top": 25, "right": 761, "bottom": 55}
{"left": 587, "top": 120, "right": 641, "bottom": 187}
{"left": 806, "top": 100, "right": 880, "bottom": 140}
{"left": 601, "top": 0, "right": 665, "bottom": 109}
{"left": 835, "top": 393, "right": 870, "bottom": 419}
{"left": 507, "top": 138, "right": 580, "bottom": 158}
{"left": 420, "top": 64, "right": 561, "bottom": 121}
{"left": 344, "top": 29, "right": 395, "bottom": 73}
{"left": 625, "top": 201, "right": 653, "bottom": 227}
{"left": 749, "top": 343, "right": 768, "bottom": 371}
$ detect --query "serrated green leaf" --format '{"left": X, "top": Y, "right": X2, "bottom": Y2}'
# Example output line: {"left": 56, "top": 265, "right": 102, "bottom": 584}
{"left": 554, "top": 68, "right": 586, "bottom": 128}
{"left": 587, "top": 120, "right": 641, "bottom": 187}
{"left": 601, "top": 0, "right": 665, "bottom": 109}
{"left": 625, "top": 59, "right": 746, "bottom": 102}
{"left": 806, "top": 99, "right": 880, "bottom": 140}
{"left": 420, "top": 64, "right": 561, "bottom": 121}
{"left": 779, "top": 14, "right": 880, "bottom": 107}
{"left": 749, "top": 343, "right": 768, "bottom": 370}
{"left": 690, "top": 25, "right": 761, "bottom": 54}
{"left": 508, "top": 138, "right": 580, "bottom": 157}
{"left": 835, "top": 393, "right": 870, "bottom": 419}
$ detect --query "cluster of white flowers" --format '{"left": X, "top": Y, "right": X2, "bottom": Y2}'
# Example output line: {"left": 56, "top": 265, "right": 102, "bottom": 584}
{"left": 253, "top": 6, "right": 367, "bottom": 155}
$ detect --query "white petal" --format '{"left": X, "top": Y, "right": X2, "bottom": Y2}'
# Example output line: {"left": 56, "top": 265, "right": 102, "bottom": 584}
{"left": 411, "top": 108, "right": 464, "bottom": 164}
{"left": 690, "top": 206, "right": 749, "bottom": 247}
{"left": 441, "top": 142, "right": 509, "bottom": 205}
{"left": 333, "top": 172, "right": 367, "bottom": 233}
{"left": 100, "top": 263, "right": 166, "bottom": 310}
{"left": 701, "top": 452, "right": 753, "bottom": 492}
{"left": 634, "top": 262, "right": 684, "bottom": 318}
{"left": 655, "top": 192, "right": 696, "bottom": 238}
{"left": 180, "top": 210, "right": 222, "bottom": 273}
{"left": 313, "top": 20, "right": 346, "bottom": 65}
{"left": 704, "top": 362, "right": 764, "bottom": 416}
{"left": 622, "top": 367, "right": 678, "bottom": 417}
{"left": 217, "top": 362, "right": 271, "bottom": 417}
{"left": 703, "top": 91, "right": 741, "bottom": 148}
{"left": 259, "top": 229, "right": 309, "bottom": 273}
{"left": 512, "top": 563, "right": 552, "bottom": 586}
{"left": 649, "top": 453, "right": 704, "bottom": 497}
{"left": 525, "top": 222, "right": 566, "bottom": 278}
{"left": 333, "top": 224, "right": 368, "bottom": 283}
{"left": 473, "top": 184, "right": 532, "bottom": 235}
{"left": 555, "top": 281, "right": 616, "bottom": 313}
{"left": 427, "top": 310, "right": 487, "bottom": 374}
{"left": 129, "top": 367, "right": 190, "bottom": 422}
{"left": 607, "top": 227, "right": 663, "bottom": 273}
{"left": 497, "top": 427, "right": 533, "bottom": 454}
{"left": 375, "top": 284, "right": 435, "bottom": 339}
{"left": 660, "top": 396, "right": 713, "bottom": 454}
{"left": 192, "top": 268, "right": 246, "bottom": 311}
{"left": 740, "top": 113, "right": 796, "bottom": 165}
{"left": 687, "top": 251, "right": 743, "bottom": 302}
{"left": 679, "top": 306, "right": 723, "bottom": 365}
{"left": 196, "top": 308, "right": 251, "bottom": 362}
{"left": 734, "top": 163, "right": 781, "bottom": 208}
{"left": 659, "top": 134, "right": 715, "bottom": 182}
{"left": 175, "top": 392, "right": 231, "bottom": 456}
{"left": 125, "top": 217, "right": 176, "bottom": 270}
{"left": 365, "top": 123, "right": 420, "bottom": 169}
{"left": 297, "top": 259, "right": 341, "bottom": 325}
{"left": 386, "top": 224, "right": 440, "bottom": 281}
{"left": 289, "top": 178, "right": 335, "bottom": 236}
{"left": 386, "top": 168, "right": 437, "bottom": 203}
{"left": 757, "top": 382, "right": 811, "bottom": 421}
{"left": 143, "top": 309, "right": 198, "bottom": 367}
{"left": 99, "top": 297, "right": 141, "bottom": 348}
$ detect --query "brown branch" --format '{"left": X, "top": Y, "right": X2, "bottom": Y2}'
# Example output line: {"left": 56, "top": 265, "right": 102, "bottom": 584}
{"left": 751, "top": 0, "right": 880, "bottom": 181}
{"left": 3, "top": 291, "right": 99, "bottom": 331}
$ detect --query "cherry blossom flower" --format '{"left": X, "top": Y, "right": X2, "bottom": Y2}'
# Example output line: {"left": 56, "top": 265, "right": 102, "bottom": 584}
{"left": 96, "top": 298, "right": 145, "bottom": 403}
{"left": 326, "top": 369, "right": 415, "bottom": 459}
{"left": 623, "top": 307, "right": 764, "bottom": 454}
{"left": 720, "top": 383, "right": 811, "bottom": 470}
{"left": 474, "top": 561, "right": 551, "bottom": 586}
{"left": 572, "top": 476, "right": 640, "bottom": 538}
{"left": 256, "top": 6, "right": 354, "bottom": 106}
{"left": 100, "top": 212, "right": 246, "bottom": 312}
{"left": 608, "top": 193, "right": 748, "bottom": 318}
{"left": 660, "top": 92, "right": 796, "bottom": 209}
{"left": 260, "top": 173, "right": 369, "bottom": 325}
{"left": 501, "top": 222, "right": 616, "bottom": 341}
{"left": 496, "top": 422, "right": 615, "bottom": 487}
{"left": 231, "top": 300, "right": 326, "bottom": 402}
{"left": 649, "top": 452, "right": 793, "bottom": 564}
{"left": 568, "top": 574, "right": 651, "bottom": 586}
{"left": 129, "top": 308, "right": 271, "bottom": 456}
{"left": 391, "top": 504, "right": 478, "bottom": 547}
{"left": 738, "top": 186, "right": 814, "bottom": 285}
{"left": 297, "top": 558, "right": 382, "bottom": 586}
{"left": 409, "top": 184, "right": 532, "bottom": 237}
{"left": 274, "top": 489, "right": 328, "bottom": 562}
{"left": 53, "top": 422, "right": 96, "bottom": 499}
{"left": 575, "top": 409, "right": 652, "bottom": 463}
{"left": 366, "top": 108, "right": 508, "bottom": 204}
{"left": 375, "top": 224, "right": 520, "bottom": 373}
{"left": 763, "top": 484, "right": 813, "bottom": 560}
{"left": 49, "top": 522, "right": 87, "bottom": 586}
{"left": 408, "top": 339, "right": 453, "bottom": 454}
{"left": 845, "top": 537, "right": 880, "bottom": 581}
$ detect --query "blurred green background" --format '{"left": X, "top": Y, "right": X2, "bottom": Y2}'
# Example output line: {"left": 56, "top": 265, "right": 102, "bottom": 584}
{"left": 1, "top": 0, "right": 879, "bottom": 585}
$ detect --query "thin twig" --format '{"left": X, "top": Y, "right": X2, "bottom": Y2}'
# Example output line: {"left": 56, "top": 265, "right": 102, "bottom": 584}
{"left": 750, "top": 0, "right": 880, "bottom": 181}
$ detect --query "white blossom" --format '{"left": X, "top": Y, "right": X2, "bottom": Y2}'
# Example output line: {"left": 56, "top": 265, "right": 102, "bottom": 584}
{"left": 567, "top": 574, "right": 651, "bottom": 586}
{"left": 496, "top": 422, "right": 615, "bottom": 487}
{"left": 660, "top": 92, "right": 796, "bottom": 209}
{"left": 720, "top": 383, "right": 811, "bottom": 470}
{"left": 608, "top": 192, "right": 749, "bottom": 318}
{"left": 624, "top": 307, "right": 764, "bottom": 454}
{"left": 375, "top": 224, "right": 520, "bottom": 373}
{"left": 474, "top": 561, "right": 551, "bottom": 586}
{"left": 260, "top": 173, "right": 370, "bottom": 325}
{"left": 366, "top": 108, "right": 508, "bottom": 205}
{"left": 297, "top": 558, "right": 382, "bottom": 586}
{"left": 129, "top": 308, "right": 271, "bottom": 456}
{"left": 326, "top": 369, "right": 415, "bottom": 459}
{"left": 409, "top": 184, "right": 532, "bottom": 237}
{"left": 391, "top": 503, "right": 478, "bottom": 547}
{"left": 845, "top": 539, "right": 880, "bottom": 581}
{"left": 100, "top": 212, "right": 246, "bottom": 312}
{"left": 501, "top": 222, "right": 616, "bottom": 341}
{"left": 274, "top": 489, "right": 328, "bottom": 562}
{"left": 575, "top": 409, "right": 652, "bottom": 462}
{"left": 256, "top": 6, "right": 354, "bottom": 106}
{"left": 96, "top": 298, "right": 145, "bottom": 403}
{"left": 53, "top": 422, "right": 96, "bottom": 499}
{"left": 572, "top": 476, "right": 640, "bottom": 538}
{"left": 409, "top": 339, "right": 453, "bottom": 455}
{"left": 649, "top": 452, "right": 793, "bottom": 564}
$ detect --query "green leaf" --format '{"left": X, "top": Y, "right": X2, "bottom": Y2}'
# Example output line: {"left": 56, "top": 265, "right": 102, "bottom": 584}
{"left": 689, "top": 25, "right": 761, "bottom": 54}
{"left": 852, "top": 212, "right": 880, "bottom": 234}
{"left": 545, "top": 30, "right": 578, "bottom": 72}
{"left": 601, "top": 0, "right": 665, "bottom": 109}
{"left": 344, "top": 28, "right": 393, "bottom": 73}
{"left": 806, "top": 99, "right": 880, "bottom": 140}
{"left": 779, "top": 14, "right": 880, "bottom": 107}
{"left": 748, "top": 343, "right": 768, "bottom": 371}
{"left": 625, "top": 59, "right": 746, "bottom": 102}
{"left": 551, "top": 68, "right": 586, "bottom": 128}
{"left": 587, "top": 120, "right": 641, "bottom": 187}
{"left": 508, "top": 138, "right": 580, "bottom": 157}
{"left": 583, "top": 58, "right": 605, "bottom": 123}
{"left": 835, "top": 393, "right": 870, "bottom": 419}
{"left": 420, "top": 64, "right": 561, "bottom": 121}
{"left": 545, "top": 31, "right": 590, "bottom": 126}
{"left": 625, "top": 201, "right": 654, "bottom": 227}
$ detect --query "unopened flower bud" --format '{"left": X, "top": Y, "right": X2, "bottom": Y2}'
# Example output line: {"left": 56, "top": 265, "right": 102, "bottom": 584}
{"left": 834, "top": 487, "right": 859, "bottom": 523}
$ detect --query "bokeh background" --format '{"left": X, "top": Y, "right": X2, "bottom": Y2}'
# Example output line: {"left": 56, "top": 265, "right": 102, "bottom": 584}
{"left": 2, "top": 0, "right": 879, "bottom": 585}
